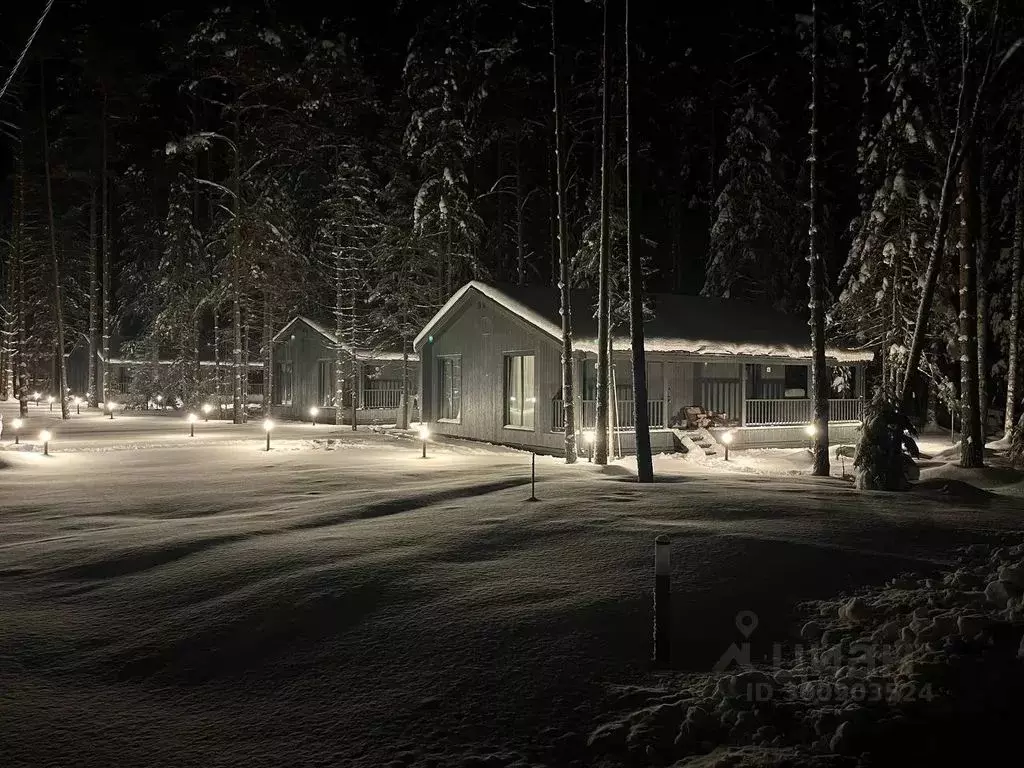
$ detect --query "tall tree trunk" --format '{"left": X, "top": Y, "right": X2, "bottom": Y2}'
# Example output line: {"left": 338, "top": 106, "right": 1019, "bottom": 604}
{"left": 551, "top": 0, "right": 577, "bottom": 464}
{"left": 398, "top": 340, "right": 410, "bottom": 430}
{"left": 335, "top": 250, "right": 345, "bottom": 426}
{"left": 241, "top": 302, "right": 249, "bottom": 422}
{"left": 213, "top": 305, "right": 221, "bottom": 404}
{"left": 977, "top": 144, "right": 991, "bottom": 438}
{"left": 625, "top": 0, "right": 652, "bottom": 482}
{"left": 958, "top": 158, "right": 983, "bottom": 467}
{"left": 15, "top": 150, "right": 28, "bottom": 417}
{"left": 231, "top": 121, "right": 243, "bottom": 424}
{"left": 350, "top": 288, "right": 358, "bottom": 431}
{"left": 101, "top": 91, "right": 111, "bottom": 406}
{"left": 40, "top": 64, "right": 69, "bottom": 420}
{"left": 594, "top": 0, "right": 612, "bottom": 466}
{"left": 516, "top": 137, "right": 526, "bottom": 286}
{"left": 1005, "top": 126, "right": 1024, "bottom": 437}
{"left": 263, "top": 289, "right": 272, "bottom": 417}
{"left": 809, "top": 0, "right": 830, "bottom": 475}
{"left": 87, "top": 187, "right": 99, "bottom": 406}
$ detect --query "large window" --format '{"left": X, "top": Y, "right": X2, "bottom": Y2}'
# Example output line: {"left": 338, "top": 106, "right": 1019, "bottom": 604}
{"left": 504, "top": 354, "right": 535, "bottom": 429}
{"left": 273, "top": 362, "right": 293, "bottom": 406}
{"left": 318, "top": 360, "right": 335, "bottom": 407}
{"left": 438, "top": 356, "right": 462, "bottom": 421}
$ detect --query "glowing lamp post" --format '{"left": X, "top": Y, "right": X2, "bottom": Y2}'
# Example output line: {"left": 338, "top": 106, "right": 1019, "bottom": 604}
{"left": 583, "top": 430, "right": 595, "bottom": 462}
{"left": 12, "top": 417, "right": 23, "bottom": 445}
{"left": 32, "top": 392, "right": 40, "bottom": 407}
{"left": 73, "top": 396, "right": 82, "bottom": 415}
{"left": 40, "top": 429, "right": 52, "bottom": 456}
{"left": 263, "top": 418, "right": 274, "bottom": 451}
{"left": 309, "top": 406, "right": 319, "bottom": 427}
{"left": 106, "top": 401, "right": 118, "bottom": 419}
{"left": 418, "top": 425, "right": 429, "bottom": 458}
{"left": 202, "top": 403, "right": 212, "bottom": 422}
{"left": 804, "top": 423, "right": 817, "bottom": 452}
{"left": 721, "top": 430, "right": 734, "bottom": 461}
{"left": 188, "top": 413, "right": 197, "bottom": 437}
{"left": 47, "top": 395, "right": 54, "bottom": 412}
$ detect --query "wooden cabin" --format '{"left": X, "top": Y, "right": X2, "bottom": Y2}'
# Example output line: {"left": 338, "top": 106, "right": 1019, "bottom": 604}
{"left": 414, "top": 281, "right": 873, "bottom": 454}
{"left": 270, "top": 316, "right": 419, "bottom": 425}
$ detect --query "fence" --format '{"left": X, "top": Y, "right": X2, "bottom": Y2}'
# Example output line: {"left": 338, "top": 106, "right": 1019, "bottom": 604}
{"left": 745, "top": 397, "right": 863, "bottom": 426}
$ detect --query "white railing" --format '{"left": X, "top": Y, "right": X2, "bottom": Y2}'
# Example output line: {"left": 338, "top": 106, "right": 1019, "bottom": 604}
{"left": 553, "top": 399, "right": 665, "bottom": 431}
{"left": 363, "top": 388, "right": 403, "bottom": 409}
{"left": 745, "top": 397, "right": 863, "bottom": 426}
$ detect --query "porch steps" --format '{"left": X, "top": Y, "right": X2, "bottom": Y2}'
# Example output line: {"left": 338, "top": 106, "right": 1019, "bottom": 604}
{"left": 671, "top": 428, "right": 719, "bottom": 457}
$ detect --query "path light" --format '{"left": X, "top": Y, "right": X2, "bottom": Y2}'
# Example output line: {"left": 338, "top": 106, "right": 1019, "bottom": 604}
{"left": 188, "top": 413, "right": 197, "bottom": 437}
{"left": 721, "top": 430, "right": 734, "bottom": 461}
{"left": 263, "top": 418, "right": 274, "bottom": 451}
{"left": 418, "top": 424, "right": 430, "bottom": 458}
{"left": 309, "top": 406, "right": 319, "bottom": 427}
{"left": 47, "top": 395, "right": 54, "bottom": 412}
{"left": 12, "top": 417, "right": 22, "bottom": 445}
{"left": 40, "top": 429, "right": 51, "bottom": 456}
{"left": 107, "top": 401, "right": 118, "bottom": 419}
{"left": 32, "top": 392, "right": 40, "bottom": 407}
{"left": 583, "top": 430, "right": 595, "bottom": 462}
{"left": 202, "top": 403, "right": 212, "bottom": 422}
{"left": 804, "top": 423, "right": 818, "bottom": 437}
{"left": 73, "top": 396, "right": 81, "bottom": 415}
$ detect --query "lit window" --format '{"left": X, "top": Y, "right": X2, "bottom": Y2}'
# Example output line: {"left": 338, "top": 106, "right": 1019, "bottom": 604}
{"left": 504, "top": 354, "right": 535, "bottom": 428}
{"left": 439, "top": 356, "right": 462, "bottom": 421}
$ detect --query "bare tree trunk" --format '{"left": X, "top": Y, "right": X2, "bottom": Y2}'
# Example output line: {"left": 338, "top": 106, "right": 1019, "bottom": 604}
{"left": 350, "top": 289, "right": 358, "bottom": 431}
{"left": 398, "top": 340, "right": 410, "bottom": 430}
{"left": 213, "top": 305, "right": 221, "bottom": 405}
{"left": 335, "top": 250, "right": 345, "bottom": 426}
{"left": 594, "top": 0, "right": 612, "bottom": 466}
{"left": 625, "top": 0, "right": 652, "bottom": 482}
{"left": 231, "top": 121, "right": 243, "bottom": 424}
{"left": 40, "top": 64, "right": 69, "bottom": 420}
{"left": 977, "top": 144, "right": 992, "bottom": 438}
{"left": 959, "top": 157, "right": 983, "bottom": 467}
{"left": 516, "top": 137, "right": 526, "bottom": 286}
{"left": 1006, "top": 127, "right": 1024, "bottom": 437}
{"left": 87, "top": 187, "right": 98, "bottom": 406}
{"left": 551, "top": 0, "right": 577, "bottom": 463}
{"left": 101, "top": 92, "right": 111, "bottom": 406}
{"left": 15, "top": 150, "right": 28, "bottom": 417}
{"left": 809, "top": 0, "right": 830, "bottom": 475}
{"left": 241, "top": 302, "right": 250, "bottom": 422}
{"left": 263, "top": 289, "right": 272, "bottom": 416}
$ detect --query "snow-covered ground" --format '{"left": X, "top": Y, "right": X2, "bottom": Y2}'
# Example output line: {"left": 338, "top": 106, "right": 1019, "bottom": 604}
{"left": 2, "top": 402, "right": 1023, "bottom": 767}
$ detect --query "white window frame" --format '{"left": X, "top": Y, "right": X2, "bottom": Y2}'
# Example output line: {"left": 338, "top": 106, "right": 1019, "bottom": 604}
{"left": 503, "top": 352, "right": 536, "bottom": 431}
{"left": 437, "top": 355, "right": 462, "bottom": 423}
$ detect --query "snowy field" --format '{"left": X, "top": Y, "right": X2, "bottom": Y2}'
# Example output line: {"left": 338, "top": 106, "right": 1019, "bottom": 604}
{"left": 2, "top": 402, "right": 1023, "bottom": 767}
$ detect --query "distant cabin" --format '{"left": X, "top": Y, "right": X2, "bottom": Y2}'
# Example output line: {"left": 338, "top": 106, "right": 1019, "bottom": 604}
{"left": 270, "top": 316, "right": 419, "bottom": 424}
{"left": 414, "top": 281, "right": 873, "bottom": 453}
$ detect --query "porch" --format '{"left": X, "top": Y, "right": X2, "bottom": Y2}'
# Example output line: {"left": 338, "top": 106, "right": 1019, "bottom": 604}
{"left": 551, "top": 359, "right": 866, "bottom": 441}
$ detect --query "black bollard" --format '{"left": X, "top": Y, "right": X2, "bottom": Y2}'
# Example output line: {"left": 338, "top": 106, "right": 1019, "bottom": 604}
{"left": 653, "top": 535, "right": 671, "bottom": 666}
{"left": 529, "top": 452, "right": 537, "bottom": 501}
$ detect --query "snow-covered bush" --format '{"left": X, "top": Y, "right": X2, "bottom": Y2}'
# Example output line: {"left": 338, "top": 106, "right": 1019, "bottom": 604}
{"left": 854, "top": 395, "right": 919, "bottom": 490}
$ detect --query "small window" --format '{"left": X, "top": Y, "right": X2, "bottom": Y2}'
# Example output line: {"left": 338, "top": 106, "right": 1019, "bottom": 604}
{"left": 504, "top": 354, "right": 535, "bottom": 429}
{"left": 784, "top": 365, "right": 808, "bottom": 397}
{"left": 438, "top": 356, "right": 462, "bottom": 421}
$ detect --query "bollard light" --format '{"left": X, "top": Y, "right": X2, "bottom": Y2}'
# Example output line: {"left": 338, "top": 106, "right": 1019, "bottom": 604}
{"left": 40, "top": 429, "right": 52, "bottom": 456}
{"left": 309, "top": 406, "right": 319, "bottom": 427}
{"left": 47, "top": 395, "right": 54, "bottom": 412}
{"left": 263, "top": 418, "right": 274, "bottom": 451}
{"left": 107, "top": 401, "right": 118, "bottom": 419}
{"left": 804, "top": 423, "right": 818, "bottom": 438}
{"left": 33, "top": 392, "right": 40, "bottom": 407}
{"left": 188, "top": 412, "right": 197, "bottom": 437}
{"left": 73, "top": 396, "right": 81, "bottom": 415}
{"left": 721, "top": 431, "right": 734, "bottom": 461}
{"left": 12, "top": 417, "right": 23, "bottom": 445}
{"left": 583, "top": 430, "right": 595, "bottom": 462}
{"left": 202, "top": 403, "right": 212, "bottom": 422}
{"left": 418, "top": 424, "right": 429, "bottom": 459}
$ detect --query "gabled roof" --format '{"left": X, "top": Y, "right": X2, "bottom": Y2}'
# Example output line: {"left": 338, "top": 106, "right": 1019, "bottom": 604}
{"left": 414, "top": 280, "right": 873, "bottom": 363}
{"left": 272, "top": 315, "right": 418, "bottom": 362}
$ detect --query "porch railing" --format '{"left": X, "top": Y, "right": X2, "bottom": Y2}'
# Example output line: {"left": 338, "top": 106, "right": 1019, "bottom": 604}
{"left": 363, "top": 388, "right": 404, "bottom": 409}
{"left": 552, "top": 399, "right": 665, "bottom": 431}
{"left": 745, "top": 397, "right": 863, "bottom": 426}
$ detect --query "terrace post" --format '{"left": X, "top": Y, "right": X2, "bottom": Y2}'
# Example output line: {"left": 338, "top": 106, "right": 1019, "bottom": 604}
{"left": 740, "top": 363, "right": 747, "bottom": 427}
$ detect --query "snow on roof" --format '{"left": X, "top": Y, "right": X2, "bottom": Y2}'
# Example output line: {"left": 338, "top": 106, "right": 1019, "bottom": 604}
{"left": 272, "top": 316, "right": 419, "bottom": 362}
{"left": 414, "top": 281, "right": 873, "bottom": 364}
{"left": 100, "top": 355, "right": 264, "bottom": 368}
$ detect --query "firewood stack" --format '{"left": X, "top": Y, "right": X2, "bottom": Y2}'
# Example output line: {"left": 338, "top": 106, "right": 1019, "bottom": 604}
{"left": 671, "top": 405, "right": 733, "bottom": 430}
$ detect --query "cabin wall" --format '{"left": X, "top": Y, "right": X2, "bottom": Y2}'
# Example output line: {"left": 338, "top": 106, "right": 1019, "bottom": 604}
{"left": 421, "top": 292, "right": 565, "bottom": 452}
